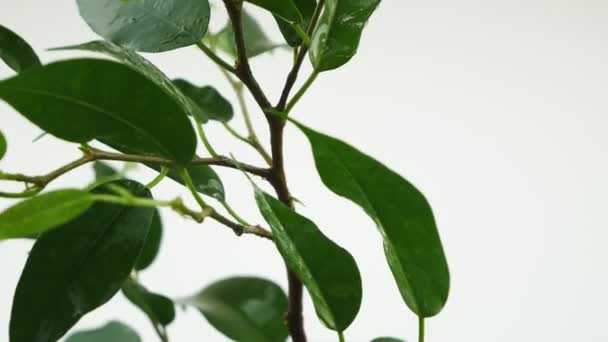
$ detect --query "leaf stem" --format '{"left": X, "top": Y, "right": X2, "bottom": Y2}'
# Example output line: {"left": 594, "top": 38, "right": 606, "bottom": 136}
{"left": 338, "top": 331, "right": 346, "bottom": 342}
{"left": 419, "top": 316, "right": 425, "bottom": 342}
{"left": 220, "top": 200, "right": 250, "bottom": 226}
{"left": 196, "top": 41, "right": 236, "bottom": 74}
{"left": 292, "top": 23, "right": 312, "bottom": 48}
{"left": 286, "top": 70, "right": 319, "bottom": 114}
{"left": 194, "top": 117, "right": 219, "bottom": 158}
{"left": 146, "top": 166, "right": 169, "bottom": 189}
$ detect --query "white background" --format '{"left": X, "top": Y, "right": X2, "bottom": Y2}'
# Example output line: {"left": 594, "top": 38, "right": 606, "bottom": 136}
{"left": 1, "top": 0, "right": 608, "bottom": 341}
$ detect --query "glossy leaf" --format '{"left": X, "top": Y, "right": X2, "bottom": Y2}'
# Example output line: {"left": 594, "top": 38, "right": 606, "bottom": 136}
{"left": 76, "top": 0, "right": 210, "bottom": 52}
{"left": 371, "top": 338, "right": 406, "bottom": 342}
{"left": 65, "top": 321, "right": 141, "bottom": 342}
{"left": 166, "top": 165, "right": 225, "bottom": 201}
{"left": 255, "top": 190, "right": 362, "bottom": 332}
{"left": 0, "top": 58, "right": 197, "bottom": 164}
{"left": 93, "top": 161, "right": 119, "bottom": 179}
{"left": 0, "top": 129, "right": 6, "bottom": 160}
{"left": 213, "top": 10, "right": 280, "bottom": 59}
{"left": 9, "top": 180, "right": 155, "bottom": 342}
{"left": 275, "top": 0, "right": 317, "bottom": 47}
{"left": 173, "top": 79, "right": 234, "bottom": 122}
{"left": 178, "top": 277, "right": 288, "bottom": 342}
{"left": 246, "top": 0, "right": 303, "bottom": 23}
{"left": 310, "top": 0, "right": 381, "bottom": 71}
{"left": 122, "top": 279, "right": 175, "bottom": 326}
{"left": 0, "top": 25, "right": 40, "bottom": 72}
{"left": 0, "top": 190, "right": 94, "bottom": 240}
{"left": 52, "top": 41, "right": 206, "bottom": 122}
{"left": 296, "top": 124, "right": 450, "bottom": 317}
{"left": 135, "top": 209, "right": 163, "bottom": 271}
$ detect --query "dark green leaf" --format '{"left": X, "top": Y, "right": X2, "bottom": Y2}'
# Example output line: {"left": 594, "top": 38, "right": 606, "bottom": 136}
{"left": 246, "top": 0, "right": 303, "bottom": 23}
{"left": 255, "top": 190, "right": 362, "bottom": 332}
{"left": 275, "top": 0, "right": 317, "bottom": 47}
{"left": 0, "top": 129, "right": 6, "bottom": 160}
{"left": 135, "top": 209, "right": 163, "bottom": 271}
{"left": 93, "top": 161, "right": 119, "bottom": 179}
{"left": 310, "top": 0, "right": 381, "bottom": 71}
{"left": 65, "top": 321, "right": 141, "bottom": 342}
{"left": 51, "top": 41, "right": 205, "bottom": 122}
{"left": 0, "top": 25, "right": 41, "bottom": 72}
{"left": 296, "top": 124, "right": 450, "bottom": 317}
{"left": 76, "top": 0, "right": 210, "bottom": 52}
{"left": 166, "top": 165, "right": 225, "bottom": 201}
{"left": 0, "top": 190, "right": 94, "bottom": 240}
{"left": 371, "top": 338, "right": 406, "bottom": 342}
{"left": 10, "top": 180, "right": 155, "bottom": 342}
{"left": 122, "top": 279, "right": 175, "bottom": 326}
{"left": 178, "top": 277, "right": 288, "bottom": 342}
{"left": 0, "top": 58, "right": 197, "bottom": 165}
{"left": 213, "top": 10, "right": 280, "bottom": 59}
{"left": 173, "top": 79, "right": 234, "bottom": 122}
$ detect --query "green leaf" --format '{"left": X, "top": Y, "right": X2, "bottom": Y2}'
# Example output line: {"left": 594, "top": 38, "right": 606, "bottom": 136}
{"left": 275, "top": 0, "right": 317, "bottom": 47}
{"left": 213, "top": 10, "right": 280, "bottom": 59}
{"left": 255, "top": 190, "right": 362, "bottom": 332}
{"left": 122, "top": 279, "right": 175, "bottom": 326}
{"left": 0, "top": 129, "right": 6, "bottom": 160}
{"left": 135, "top": 209, "right": 163, "bottom": 271}
{"left": 76, "top": 0, "right": 210, "bottom": 52}
{"left": 173, "top": 79, "right": 234, "bottom": 122}
{"left": 178, "top": 277, "right": 288, "bottom": 342}
{"left": 246, "top": 0, "right": 303, "bottom": 23}
{"left": 93, "top": 161, "right": 119, "bottom": 179}
{"left": 65, "top": 321, "right": 141, "bottom": 342}
{"left": 51, "top": 41, "right": 206, "bottom": 123}
{"left": 0, "top": 190, "right": 94, "bottom": 240}
{"left": 296, "top": 124, "right": 450, "bottom": 317}
{"left": 0, "top": 58, "right": 197, "bottom": 165}
{"left": 9, "top": 180, "right": 155, "bottom": 342}
{"left": 0, "top": 25, "right": 41, "bottom": 72}
{"left": 310, "top": 0, "right": 381, "bottom": 71}
{"left": 371, "top": 338, "right": 406, "bottom": 342}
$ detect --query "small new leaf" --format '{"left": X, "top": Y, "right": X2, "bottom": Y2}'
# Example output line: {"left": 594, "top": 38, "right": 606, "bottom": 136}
{"left": 122, "top": 279, "right": 175, "bottom": 326}
{"left": 0, "top": 190, "right": 94, "bottom": 240}
{"left": 213, "top": 10, "right": 281, "bottom": 59}
{"left": 76, "top": 0, "right": 211, "bottom": 52}
{"left": 173, "top": 79, "right": 234, "bottom": 122}
{"left": 0, "top": 25, "right": 41, "bottom": 72}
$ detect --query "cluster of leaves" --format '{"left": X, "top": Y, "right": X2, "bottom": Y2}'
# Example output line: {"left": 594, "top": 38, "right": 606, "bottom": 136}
{"left": 0, "top": 0, "right": 449, "bottom": 341}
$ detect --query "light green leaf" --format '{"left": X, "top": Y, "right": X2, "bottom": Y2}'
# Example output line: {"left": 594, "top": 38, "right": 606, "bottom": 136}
{"left": 0, "top": 130, "right": 6, "bottom": 160}
{"left": 10, "top": 180, "right": 155, "bottom": 342}
{"left": 275, "top": 0, "right": 317, "bottom": 47}
{"left": 296, "top": 124, "right": 450, "bottom": 317}
{"left": 76, "top": 0, "right": 210, "bottom": 52}
{"left": 122, "top": 279, "right": 175, "bottom": 326}
{"left": 0, "top": 25, "right": 41, "bottom": 72}
{"left": 246, "top": 0, "right": 303, "bottom": 23}
{"left": 0, "top": 58, "right": 197, "bottom": 165}
{"left": 0, "top": 190, "right": 94, "bottom": 240}
{"left": 310, "top": 0, "right": 381, "bottom": 71}
{"left": 178, "top": 277, "right": 288, "bottom": 342}
{"left": 134, "top": 209, "right": 163, "bottom": 271}
{"left": 173, "top": 79, "right": 234, "bottom": 122}
{"left": 255, "top": 190, "right": 362, "bottom": 332}
{"left": 65, "top": 321, "right": 141, "bottom": 342}
{"left": 51, "top": 41, "right": 206, "bottom": 122}
{"left": 213, "top": 10, "right": 280, "bottom": 59}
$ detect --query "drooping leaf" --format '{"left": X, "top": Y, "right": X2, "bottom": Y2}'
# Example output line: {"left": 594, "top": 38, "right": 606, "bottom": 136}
{"left": 9, "top": 180, "right": 155, "bottom": 342}
{"left": 255, "top": 190, "right": 362, "bottom": 332}
{"left": 213, "top": 10, "right": 280, "bottom": 59}
{"left": 76, "top": 0, "right": 211, "bottom": 52}
{"left": 296, "top": 124, "right": 450, "bottom": 318}
{"left": 135, "top": 209, "right": 163, "bottom": 271}
{"left": 246, "top": 0, "right": 303, "bottom": 23}
{"left": 310, "top": 0, "right": 381, "bottom": 71}
{"left": 93, "top": 161, "right": 119, "bottom": 179}
{"left": 0, "top": 129, "right": 6, "bottom": 160}
{"left": 371, "top": 338, "right": 405, "bottom": 342}
{"left": 122, "top": 279, "right": 175, "bottom": 326}
{"left": 51, "top": 41, "right": 205, "bottom": 122}
{"left": 178, "top": 277, "right": 289, "bottom": 342}
{"left": 0, "top": 190, "right": 94, "bottom": 240}
{"left": 0, "top": 25, "right": 41, "bottom": 72}
{"left": 65, "top": 321, "right": 141, "bottom": 342}
{"left": 150, "top": 164, "right": 225, "bottom": 201}
{"left": 173, "top": 79, "right": 234, "bottom": 122}
{"left": 0, "top": 58, "right": 197, "bottom": 165}
{"left": 275, "top": 0, "right": 317, "bottom": 47}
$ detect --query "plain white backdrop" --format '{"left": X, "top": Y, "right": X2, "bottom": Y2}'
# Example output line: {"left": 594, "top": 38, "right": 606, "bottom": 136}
{"left": 1, "top": 0, "right": 608, "bottom": 341}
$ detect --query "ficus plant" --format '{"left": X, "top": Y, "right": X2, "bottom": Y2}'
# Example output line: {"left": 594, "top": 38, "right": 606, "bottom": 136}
{"left": 0, "top": 0, "right": 450, "bottom": 341}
